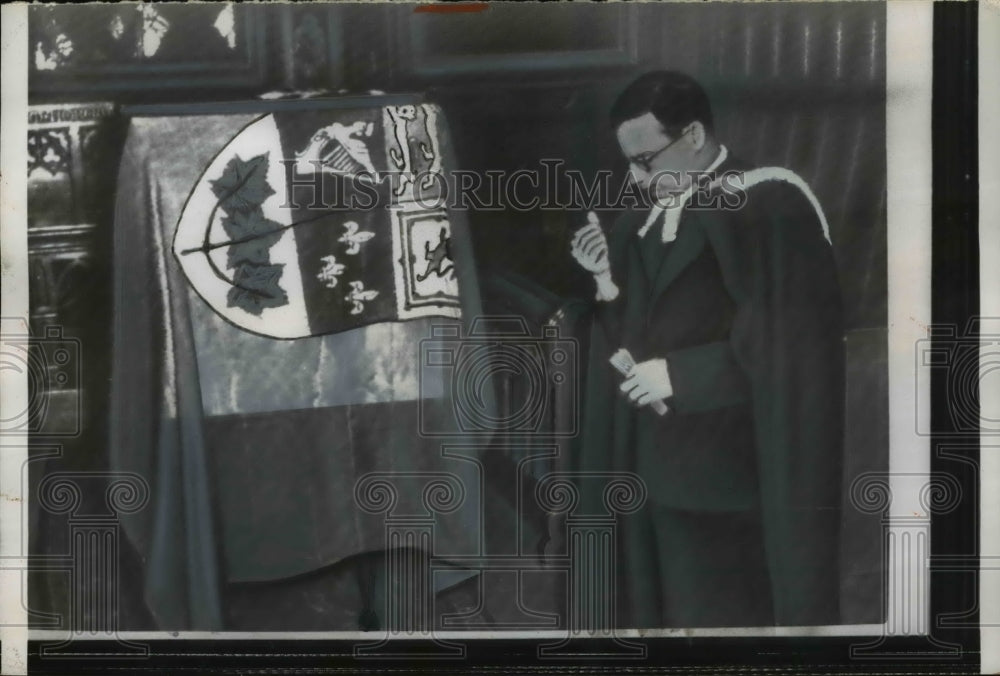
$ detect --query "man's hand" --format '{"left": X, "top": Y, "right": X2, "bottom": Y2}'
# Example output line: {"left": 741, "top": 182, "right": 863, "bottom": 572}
{"left": 620, "top": 358, "right": 673, "bottom": 407}
{"left": 571, "top": 211, "right": 618, "bottom": 301}
{"left": 570, "top": 211, "right": 611, "bottom": 274}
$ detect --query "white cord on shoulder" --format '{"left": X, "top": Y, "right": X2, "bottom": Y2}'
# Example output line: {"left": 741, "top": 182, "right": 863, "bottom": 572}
{"left": 734, "top": 167, "right": 832, "bottom": 244}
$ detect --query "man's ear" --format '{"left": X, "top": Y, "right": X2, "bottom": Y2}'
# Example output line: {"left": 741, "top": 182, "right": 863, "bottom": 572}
{"left": 688, "top": 121, "right": 707, "bottom": 152}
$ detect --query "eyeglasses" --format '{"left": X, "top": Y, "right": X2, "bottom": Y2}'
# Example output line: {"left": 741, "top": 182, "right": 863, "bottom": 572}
{"left": 626, "top": 128, "right": 689, "bottom": 173}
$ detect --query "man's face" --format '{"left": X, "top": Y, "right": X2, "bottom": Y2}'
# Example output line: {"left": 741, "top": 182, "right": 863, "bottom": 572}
{"left": 616, "top": 112, "right": 695, "bottom": 198}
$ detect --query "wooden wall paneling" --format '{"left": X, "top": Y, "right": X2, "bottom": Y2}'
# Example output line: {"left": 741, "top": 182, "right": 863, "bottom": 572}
{"left": 392, "top": 4, "right": 639, "bottom": 83}
{"left": 332, "top": 4, "right": 395, "bottom": 92}
{"left": 274, "top": 4, "right": 348, "bottom": 92}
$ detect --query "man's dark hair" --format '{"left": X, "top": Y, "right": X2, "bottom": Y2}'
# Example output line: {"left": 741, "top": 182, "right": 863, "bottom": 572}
{"left": 610, "top": 70, "right": 715, "bottom": 137}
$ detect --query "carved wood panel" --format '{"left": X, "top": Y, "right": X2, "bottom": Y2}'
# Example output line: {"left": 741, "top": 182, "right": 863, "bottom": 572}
{"left": 29, "top": 4, "right": 267, "bottom": 98}
{"left": 27, "top": 103, "right": 120, "bottom": 437}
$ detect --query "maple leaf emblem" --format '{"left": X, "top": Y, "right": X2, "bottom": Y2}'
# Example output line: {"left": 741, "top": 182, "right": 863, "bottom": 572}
{"left": 228, "top": 263, "right": 287, "bottom": 316}
{"left": 204, "top": 151, "right": 288, "bottom": 317}
{"left": 221, "top": 211, "right": 284, "bottom": 268}
{"left": 210, "top": 153, "right": 275, "bottom": 213}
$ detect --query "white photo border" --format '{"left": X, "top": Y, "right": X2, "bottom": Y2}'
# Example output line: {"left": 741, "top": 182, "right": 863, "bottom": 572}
{"left": 1, "top": 2, "right": 993, "bottom": 672}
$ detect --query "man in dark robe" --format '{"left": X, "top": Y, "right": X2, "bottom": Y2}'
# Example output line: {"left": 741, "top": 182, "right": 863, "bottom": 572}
{"left": 570, "top": 71, "right": 845, "bottom": 628}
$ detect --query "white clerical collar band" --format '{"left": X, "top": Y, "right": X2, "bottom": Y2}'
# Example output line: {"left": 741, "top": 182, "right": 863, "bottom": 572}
{"left": 637, "top": 145, "right": 729, "bottom": 242}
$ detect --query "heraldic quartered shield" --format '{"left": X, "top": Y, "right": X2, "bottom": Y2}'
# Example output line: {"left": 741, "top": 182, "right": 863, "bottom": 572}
{"left": 172, "top": 103, "right": 462, "bottom": 339}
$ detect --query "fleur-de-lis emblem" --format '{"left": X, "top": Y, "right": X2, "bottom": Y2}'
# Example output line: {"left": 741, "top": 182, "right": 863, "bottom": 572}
{"left": 317, "top": 255, "right": 345, "bottom": 289}
{"left": 345, "top": 280, "right": 379, "bottom": 315}
{"left": 338, "top": 220, "right": 375, "bottom": 255}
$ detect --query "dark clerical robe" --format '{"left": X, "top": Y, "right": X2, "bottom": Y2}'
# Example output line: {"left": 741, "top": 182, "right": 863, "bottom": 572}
{"left": 576, "top": 153, "right": 845, "bottom": 628}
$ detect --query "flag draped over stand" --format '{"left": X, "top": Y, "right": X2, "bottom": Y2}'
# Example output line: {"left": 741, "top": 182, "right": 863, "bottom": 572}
{"left": 109, "top": 97, "right": 502, "bottom": 630}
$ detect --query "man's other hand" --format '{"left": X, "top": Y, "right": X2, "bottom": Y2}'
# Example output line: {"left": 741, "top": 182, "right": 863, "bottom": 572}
{"left": 620, "top": 358, "right": 673, "bottom": 407}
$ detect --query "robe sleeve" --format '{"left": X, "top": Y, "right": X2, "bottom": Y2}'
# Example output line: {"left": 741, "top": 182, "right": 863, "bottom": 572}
{"left": 711, "top": 181, "right": 846, "bottom": 625}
